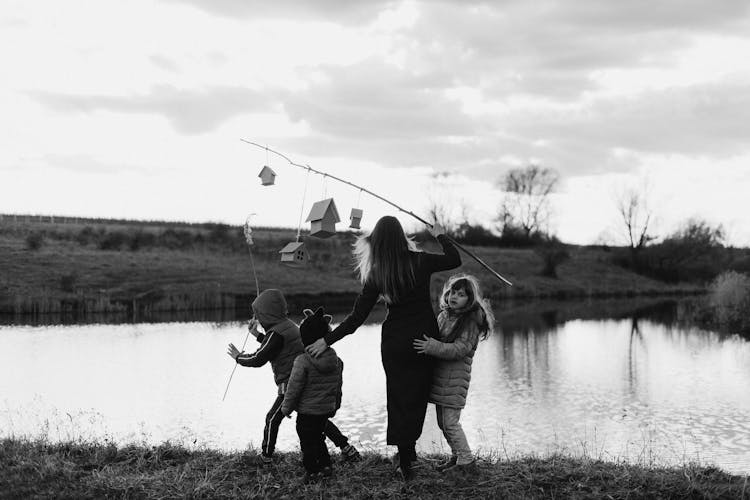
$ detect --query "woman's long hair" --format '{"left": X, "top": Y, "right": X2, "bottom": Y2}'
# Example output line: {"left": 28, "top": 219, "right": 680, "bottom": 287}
{"left": 439, "top": 273, "right": 494, "bottom": 341}
{"left": 353, "top": 216, "right": 417, "bottom": 304}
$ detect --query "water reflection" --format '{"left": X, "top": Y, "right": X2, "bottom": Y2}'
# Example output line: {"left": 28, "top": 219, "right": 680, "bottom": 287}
{"left": 1, "top": 298, "right": 749, "bottom": 475}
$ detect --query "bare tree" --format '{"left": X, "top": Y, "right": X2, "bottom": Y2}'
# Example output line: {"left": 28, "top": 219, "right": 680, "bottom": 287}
{"left": 497, "top": 165, "right": 559, "bottom": 237}
{"left": 425, "top": 171, "right": 460, "bottom": 234}
{"left": 615, "top": 187, "right": 657, "bottom": 260}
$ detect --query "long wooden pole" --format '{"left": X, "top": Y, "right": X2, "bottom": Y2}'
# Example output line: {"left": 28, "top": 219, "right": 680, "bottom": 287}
{"left": 241, "top": 139, "right": 512, "bottom": 287}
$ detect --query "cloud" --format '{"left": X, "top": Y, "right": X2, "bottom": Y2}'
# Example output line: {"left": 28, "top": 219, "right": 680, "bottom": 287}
{"left": 29, "top": 85, "right": 273, "bottom": 134}
{"left": 512, "top": 79, "right": 750, "bottom": 162}
{"left": 277, "top": 72, "right": 750, "bottom": 180}
{"left": 161, "top": 0, "right": 396, "bottom": 24}
{"left": 281, "top": 60, "right": 477, "bottom": 141}
{"left": 379, "top": 1, "right": 750, "bottom": 101}
{"left": 41, "top": 154, "right": 168, "bottom": 175}
{"left": 149, "top": 55, "right": 181, "bottom": 73}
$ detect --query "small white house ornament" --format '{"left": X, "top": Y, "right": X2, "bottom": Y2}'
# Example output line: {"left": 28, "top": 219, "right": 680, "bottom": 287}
{"left": 279, "top": 241, "right": 307, "bottom": 267}
{"left": 349, "top": 208, "right": 363, "bottom": 229}
{"left": 305, "top": 198, "right": 341, "bottom": 238}
{"left": 258, "top": 166, "right": 276, "bottom": 186}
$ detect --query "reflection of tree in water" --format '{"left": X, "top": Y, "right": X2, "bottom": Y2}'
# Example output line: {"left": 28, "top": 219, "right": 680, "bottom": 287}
{"left": 499, "top": 316, "right": 553, "bottom": 393}
{"left": 627, "top": 316, "right": 647, "bottom": 398}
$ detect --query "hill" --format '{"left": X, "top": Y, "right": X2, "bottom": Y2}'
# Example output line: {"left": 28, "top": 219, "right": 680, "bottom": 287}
{"left": 0, "top": 216, "right": 703, "bottom": 316}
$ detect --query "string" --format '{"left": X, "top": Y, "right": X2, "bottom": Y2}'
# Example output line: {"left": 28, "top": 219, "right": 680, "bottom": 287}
{"left": 297, "top": 167, "right": 311, "bottom": 241}
{"left": 240, "top": 139, "right": 513, "bottom": 287}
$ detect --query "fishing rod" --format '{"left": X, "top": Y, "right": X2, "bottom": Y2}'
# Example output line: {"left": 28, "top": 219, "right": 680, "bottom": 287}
{"left": 222, "top": 215, "right": 261, "bottom": 401}
{"left": 241, "top": 139, "right": 512, "bottom": 287}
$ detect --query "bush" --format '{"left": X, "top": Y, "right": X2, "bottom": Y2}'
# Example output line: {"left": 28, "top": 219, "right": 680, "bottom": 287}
{"left": 159, "top": 229, "right": 195, "bottom": 250}
{"left": 497, "top": 224, "right": 548, "bottom": 248}
{"left": 535, "top": 241, "right": 570, "bottom": 278}
{"left": 454, "top": 223, "right": 503, "bottom": 247}
{"left": 76, "top": 226, "right": 97, "bottom": 246}
{"left": 709, "top": 271, "right": 750, "bottom": 330}
{"left": 624, "top": 219, "right": 726, "bottom": 282}
{"left": 98, "top": 231, "right": 129, "bottom": 251}
{"left": 26, "top": 232, "right": 44, "bottom": 250}
{"left": 60, "top": 273, "right": 77, "bottom": 292}
{"left": 129, "top": 230, "right": 157, "bottom": 251}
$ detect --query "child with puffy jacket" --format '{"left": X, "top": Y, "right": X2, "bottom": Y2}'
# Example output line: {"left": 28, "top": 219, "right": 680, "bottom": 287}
{"left": 413, "top": 274, "right": 494, "bottom": 472}
{"left": 226, "top": 291, "right": 359, "bottom": 466}
{"left": 281, "top": 307, "right": 344, "bottom": 482}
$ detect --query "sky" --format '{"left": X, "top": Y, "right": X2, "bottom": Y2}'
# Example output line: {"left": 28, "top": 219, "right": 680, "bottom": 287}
{"left": 1, "top": 0, "right": 749, "bottom": 246}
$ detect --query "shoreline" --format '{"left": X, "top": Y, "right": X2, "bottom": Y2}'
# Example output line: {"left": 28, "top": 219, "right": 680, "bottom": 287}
{"left": 0, "top": 289, "right": 706, "bottom": 326}
{"left": 1, "top": 438, "right": 746, "bottom": 499}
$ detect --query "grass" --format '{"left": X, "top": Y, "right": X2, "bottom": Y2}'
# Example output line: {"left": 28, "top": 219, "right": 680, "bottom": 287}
{"left": 0, "top": 219, "right": 706, "bottom": 316}
{"left": 1, "top": 438, "right": 746, "bottom": 499}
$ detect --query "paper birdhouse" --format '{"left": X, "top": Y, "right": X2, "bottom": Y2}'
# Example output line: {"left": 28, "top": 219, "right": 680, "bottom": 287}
{"left": 258, "top": 166, "right": 276, "bottom": 186}
{"left": 305, "top": 198, "right": 341, "bottom": 238}
{"left": 279, "top": 241, "right": 307, "bottom": 267}
{"left": 349, "top": 208, "right": 363, "bottom": 229}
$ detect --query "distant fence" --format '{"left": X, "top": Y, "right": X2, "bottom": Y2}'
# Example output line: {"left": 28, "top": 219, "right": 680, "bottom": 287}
{"left": 0, "top": 214, "right": 84, "bottom": 225}
{"left": 0, "top": 214, "right": 221, "bottom": 228}
{"left": 0, "top": 213, "right": 295, "bottom": 233}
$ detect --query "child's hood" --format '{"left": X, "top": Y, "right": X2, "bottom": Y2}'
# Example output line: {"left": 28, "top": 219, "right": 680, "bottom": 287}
{"left": 252, "top": 289, "right": 287, "bottom": 326}
{"left": 306, "top": 348, "right": 339, "bottom": 374}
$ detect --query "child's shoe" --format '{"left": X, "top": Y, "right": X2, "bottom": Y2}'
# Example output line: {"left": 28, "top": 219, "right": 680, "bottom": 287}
{"left": 391, "top": 452, "right": 401, "bottom": 471}
{"left": 435, "top": 456, "right": 457, "bottom": 472}
{"left": 444, "top": 459, "right": 476, "bottom": 475}
{"left": 398, "top": 461, "right": 415, "bottom": 482}
{"left": 321, "top": 466, "right": 333, "bottom": 478}
{"left": 341, "top": 444, "right": 361, "bottom": 462}
{"left": 303, "top": 471, "right": 321, "bottom": 484}
{"left": 256, "top": 453, "right": 274, "bottom": 466}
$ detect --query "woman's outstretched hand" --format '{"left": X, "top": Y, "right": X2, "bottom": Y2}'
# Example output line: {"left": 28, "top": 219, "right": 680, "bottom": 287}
{"left": 412, "top": 334, "right": 430, "bottom": 354}
{"left": 227, "top": 343, "right": 241, "bottom": 360}
{"left": 428, "top": 222, "right": 446, "bottom": 238}
{"left": 306, "top": 338, "right": 328, "bottom": 358}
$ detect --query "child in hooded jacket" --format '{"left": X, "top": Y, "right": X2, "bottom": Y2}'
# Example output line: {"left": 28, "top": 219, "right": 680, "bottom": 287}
{"left": 281, "top": 307, "right": 344, "bottom": 482}
{"left": 413, "top": 274, "right": 494, "bottom": 472}
{"left": 226, "top": 290, "right": 359, "bottom": 465}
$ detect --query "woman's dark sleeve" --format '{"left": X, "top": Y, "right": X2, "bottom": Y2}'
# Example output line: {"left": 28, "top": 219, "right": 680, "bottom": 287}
{"left": 324, "top": 280, "right": 379, "bottom": 346}
{"left": 423, "top": 234, "right": 461, "bottom": 272}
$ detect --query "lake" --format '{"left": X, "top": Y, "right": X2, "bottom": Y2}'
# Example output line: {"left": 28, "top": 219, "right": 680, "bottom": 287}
{"left": 1, "top": 298, "right": 749, "bottom": 475}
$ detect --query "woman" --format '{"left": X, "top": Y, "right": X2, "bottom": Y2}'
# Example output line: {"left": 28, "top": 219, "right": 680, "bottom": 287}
{"left": 306, "top": 215, "right": 461, "bottom": 480}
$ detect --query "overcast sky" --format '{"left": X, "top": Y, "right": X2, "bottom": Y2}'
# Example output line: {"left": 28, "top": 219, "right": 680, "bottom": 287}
{"left": 2, "top": 0, "right": 749, "bottom": 245}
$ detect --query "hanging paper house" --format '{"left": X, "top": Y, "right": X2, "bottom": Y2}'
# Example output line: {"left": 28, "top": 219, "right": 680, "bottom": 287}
{"left": 258, "top": 166, "right": 276, "bottom": 186}
{"left": 349, "top": 208, "right": 363, "bottom": 229}
{"left": 305, "top": 198, "right": 340, "bottom": 238}
{"left": 279, "top": 241, "right": 307, "bottom": 267}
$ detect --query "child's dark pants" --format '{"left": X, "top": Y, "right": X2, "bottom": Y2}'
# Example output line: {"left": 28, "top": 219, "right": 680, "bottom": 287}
{"left": 263, "top": 395, "right": 349, "bottom": 457}
{"left": 296, "top": 414, "right": 332, "bottom": 473}
{"left": 262, "top": 394, "right": 286, "bottom": 457}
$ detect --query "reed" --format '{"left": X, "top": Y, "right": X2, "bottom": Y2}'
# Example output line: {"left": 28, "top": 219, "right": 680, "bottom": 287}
{"left": 1, "top": 438, "right": 746, "bottom": 499}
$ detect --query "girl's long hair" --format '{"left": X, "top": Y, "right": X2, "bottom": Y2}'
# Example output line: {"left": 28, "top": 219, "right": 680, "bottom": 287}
{"left": 353, "top": 216, "right": 417, "bottom": 304}
{"left": 439, "top": 273, "right": 494, "bottom": 341}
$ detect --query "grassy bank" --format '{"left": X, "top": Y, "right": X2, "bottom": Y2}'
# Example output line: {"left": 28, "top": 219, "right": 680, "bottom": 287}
{"left": 1, "top": 439, "right": 746, "bottom": 499}
{"left": 0, "top": 219, "right": 705, "bottom": 316}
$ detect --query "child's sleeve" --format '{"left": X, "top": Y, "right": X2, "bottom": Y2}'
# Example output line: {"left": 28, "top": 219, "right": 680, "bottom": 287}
{"left": 422, "top": 234, "right": 461, "bottom": 273}
{"left": 281, "top": 357, "right": 307, "bottom": 416}
{"left": 325, "top": 280, "right": 379, "bottom": 345}
{"left": 335, "top": 358, "right": 343, "bottom": 412}
{"left": 236, "top": 331, "right": 284, "bottom": 367}
{"left": 423, "top": 323, "right": 479, "bottom": 360}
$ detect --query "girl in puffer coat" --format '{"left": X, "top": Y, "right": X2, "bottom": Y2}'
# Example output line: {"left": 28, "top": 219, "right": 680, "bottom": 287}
{"left": 413, "top": 273, "right": 494, "bottom": 472}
